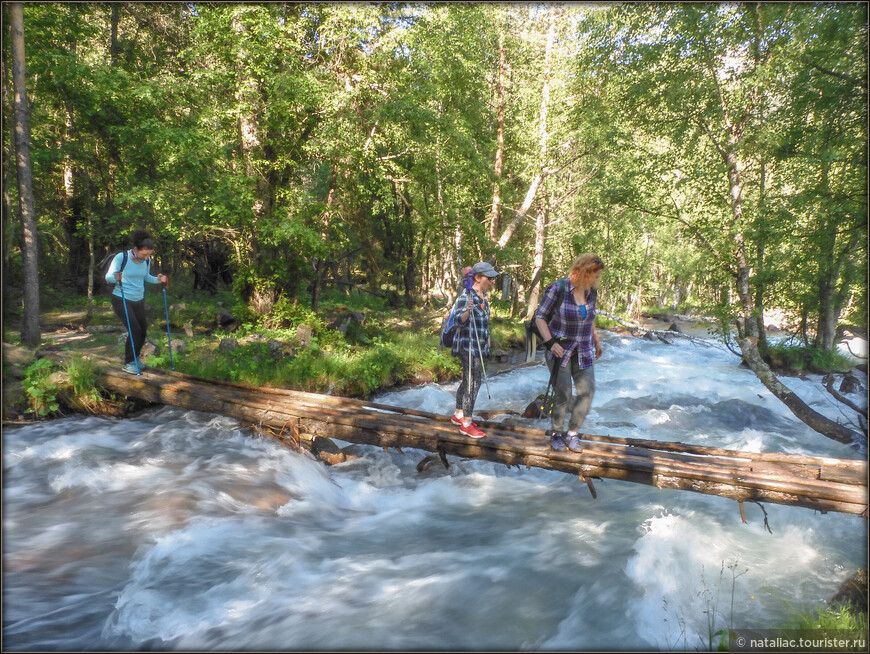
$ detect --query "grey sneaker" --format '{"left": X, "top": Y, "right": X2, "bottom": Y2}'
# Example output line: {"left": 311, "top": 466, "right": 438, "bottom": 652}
{"left": 122, "top": 362, "right": 139, "bottom": 374}
{"left": 566, "top": 432, "right": 583, "bottom": 453}
{"left": 549, "top": 431, "right": 567, "bottom": 452}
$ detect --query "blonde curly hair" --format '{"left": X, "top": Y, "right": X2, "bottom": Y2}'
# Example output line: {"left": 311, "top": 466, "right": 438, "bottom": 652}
{"left": 568, "top": 253, "right": 604, "bottom": 287}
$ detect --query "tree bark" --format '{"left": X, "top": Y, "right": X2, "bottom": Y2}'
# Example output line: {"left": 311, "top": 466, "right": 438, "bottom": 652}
{"left": 233, "top": 7, "right": 277, "bottom": 315}
{"left": 738, "top": 336, "right": 863, "bottom": 445}
{"left": 524, "top": 13, "right": 554, "bottom": 319}
{"left": 10, "top": 2, "right": 40, "bottom": 347}
{"left": 815, "top": 225, "right": 858, "bottom": 352}
{"left": 1, "top": 55, "right": 13, "bottom": 320}
{"left": 489, "top": 26, "right": 506, "bottom": 242}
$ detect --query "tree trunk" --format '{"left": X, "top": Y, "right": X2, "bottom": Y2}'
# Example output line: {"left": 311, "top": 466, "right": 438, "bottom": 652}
{"left": 489, "top": 26, "right": 506, "bottom": 242}
{"left": 233, "top": 8, "right": 276, "bottom": 315}
{"left": 2, "top": 55, "right": 13, "bottom": 319}
{"left": 738, "top": 336, "right": 863, "bottom": 445}
{"left": 10, "top": 2, "right": 40, "bottom": 347}
{"left": 496, "top": 11, "right": 556, "bottom": 252}
{"left": 526, "top": 202, "right": 547, "bottom": 320}
{"left": 814, "top": 215, "right": 858, "bottom": 353}
{"left": 524, "top": 14, "right": 554, "bottom": 319}
{"left": 725, "top": 149, "right": 759, "bottom": 340}
{"left": 312, "top": 182, "right": 337, "bottom": 312}
{"left": 816, "top": 274, "right": 840, "bottom": 352}
{"left": 85, "top": 173, "right": 95, "bottom": 319}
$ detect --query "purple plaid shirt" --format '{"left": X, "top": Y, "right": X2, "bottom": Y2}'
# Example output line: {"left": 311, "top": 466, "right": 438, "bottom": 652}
{"left": 535, "top": 278, "right": 598, "bottom": 369}
{"left": 450, "top": 289, "right": 490, "bottom": 358}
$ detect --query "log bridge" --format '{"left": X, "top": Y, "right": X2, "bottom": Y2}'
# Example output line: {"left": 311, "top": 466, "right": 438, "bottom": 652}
{"left": 87, "top": 362, "right": 868, "bottom": 522}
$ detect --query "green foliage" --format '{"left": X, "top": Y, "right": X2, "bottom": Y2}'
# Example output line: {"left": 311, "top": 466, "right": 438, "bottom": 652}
{"left": 261, "top": 295, "right": 322, "bottom": 331}
{"left": 762, "top": 344, "right": 854, "bottom": 374}
{"left": 22, "top": 358, "right": 60, "bottom": 418}
{"left": 784, "top": 603, "right": 869, "bottom": 632}
{"left": 64, "top": 355, "right": 101, "bottom": 400}
{"left": 489, "top": 318, "right": 525, "bottom": 351}
{"left": 8, "top": 2, "right": 866, "bottom": 357}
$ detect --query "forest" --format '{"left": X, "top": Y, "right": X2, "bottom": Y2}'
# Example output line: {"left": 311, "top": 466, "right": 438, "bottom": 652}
{"left": 3, "top": 4, "right": 867, "bottom": 390}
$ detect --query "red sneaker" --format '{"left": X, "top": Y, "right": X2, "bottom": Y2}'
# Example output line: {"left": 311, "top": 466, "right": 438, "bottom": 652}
{"left": 459, "top": 422, "right": 486, "bottom": 439}
{"left": 450, "top": 413, "right": 463, "bottom": 426}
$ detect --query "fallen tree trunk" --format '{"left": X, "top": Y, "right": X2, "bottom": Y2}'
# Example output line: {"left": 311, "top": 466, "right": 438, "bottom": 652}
{"left": 80, "top": 361, "right": 867, "bottom": 518}
{"left": 738, "top": 337, "right": 864, "bottom": 445}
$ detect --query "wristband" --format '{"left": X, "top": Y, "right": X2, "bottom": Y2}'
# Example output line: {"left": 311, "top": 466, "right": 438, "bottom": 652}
{"left": 543, "top": 338, "right": 556, "bottom": 350}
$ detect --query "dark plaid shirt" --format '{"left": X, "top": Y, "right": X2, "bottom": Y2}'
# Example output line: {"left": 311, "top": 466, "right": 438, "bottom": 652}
{"left": 535, "top": 278, "right": 598, "bottom": 369}
{"left": 450, "top": 289, "right": 491, "bottom": 358}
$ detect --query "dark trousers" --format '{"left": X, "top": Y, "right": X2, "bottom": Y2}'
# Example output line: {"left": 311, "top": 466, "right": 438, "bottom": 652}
{"left": 111, "top": 295, "right": 148, "bottom": 364}
{"left": 455, "top": 350, "right": 483, "bottom": 417}
{"left": 547, "top": 354, "right": 595, "bottom": 433}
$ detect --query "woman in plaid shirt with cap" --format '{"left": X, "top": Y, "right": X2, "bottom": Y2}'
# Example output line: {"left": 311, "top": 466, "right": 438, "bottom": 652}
{"left": 449, "top": 261, "right": 500, "bottom": 439}
{"left": 534, "top": 254, "right": 605, "bottom": 452}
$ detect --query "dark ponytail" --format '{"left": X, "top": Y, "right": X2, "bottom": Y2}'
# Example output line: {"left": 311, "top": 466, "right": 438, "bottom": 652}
{"left": 131, "top": 228, "right": 154, "bottom": 250}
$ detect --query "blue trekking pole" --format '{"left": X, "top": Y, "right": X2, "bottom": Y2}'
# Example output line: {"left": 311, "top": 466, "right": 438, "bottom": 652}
{"left": 117, "top": 271, "right": 142, "bottom": 376}
{"left": 162, "top": 283, "right": 175, "bottom": 370}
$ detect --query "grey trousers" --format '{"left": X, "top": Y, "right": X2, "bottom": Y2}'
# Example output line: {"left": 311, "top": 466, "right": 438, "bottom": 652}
{"left": 546, "top": 354, "right": 595, "bottom": 433}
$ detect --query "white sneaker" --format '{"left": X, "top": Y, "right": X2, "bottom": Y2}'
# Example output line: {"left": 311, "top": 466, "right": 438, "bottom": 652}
{"left": 122, "top": 362, "right": 139, "bottom": 374}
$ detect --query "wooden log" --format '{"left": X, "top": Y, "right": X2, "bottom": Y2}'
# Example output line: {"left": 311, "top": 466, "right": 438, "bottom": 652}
{"left": 105, "top": 362, "right": 863, "bottom": 473}
{"left": 34, "top": 352, "right": 866, "bottom": 517}
{"left": 89, "top": 366, "right": 868, "bottom": 517}
{"left": 164, "top": 368, "right": 867, "bottom": 473}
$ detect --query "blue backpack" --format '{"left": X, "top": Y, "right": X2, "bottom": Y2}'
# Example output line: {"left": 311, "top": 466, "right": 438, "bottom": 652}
{"left": 439, "top": 305, "right": 460, "bottom": 350}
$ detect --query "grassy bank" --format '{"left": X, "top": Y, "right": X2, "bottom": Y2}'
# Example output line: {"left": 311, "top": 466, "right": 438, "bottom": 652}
{"left": 3, "top": 281, "right": 530, "bottom": 420}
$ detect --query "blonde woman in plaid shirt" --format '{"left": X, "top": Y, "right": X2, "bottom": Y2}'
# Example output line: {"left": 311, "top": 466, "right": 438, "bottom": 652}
{"left": 449, "top": 262, "right": 500, "bottom": 439}
{"left": 534, "top": 254, "right": 605, "bottom": 452}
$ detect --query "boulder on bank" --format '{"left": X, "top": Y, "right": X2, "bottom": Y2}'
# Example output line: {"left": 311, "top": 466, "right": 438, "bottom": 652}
{"left": 216, "top": 310, "right": 241, "bottom": 332}
{"left": 219, "top": 338, "right": 239, "bottom": 353}
{"left": 295, "top": 324, "right": 314, "bottom": 348}
{"left": 168, "top": 339, "right": 187, "bottom": 354}
{"left": 267, "top": 338, "right": 295, "bottom": 361}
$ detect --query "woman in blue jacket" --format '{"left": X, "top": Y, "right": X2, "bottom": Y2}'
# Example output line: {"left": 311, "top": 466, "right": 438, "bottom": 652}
{"left": 105, "top": 229, "right": 168, "bottom": 373}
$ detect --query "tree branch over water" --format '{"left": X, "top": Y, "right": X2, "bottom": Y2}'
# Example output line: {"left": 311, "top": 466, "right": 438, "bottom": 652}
{"left": 737, "top": 337, "right": 864, "bottom": 446}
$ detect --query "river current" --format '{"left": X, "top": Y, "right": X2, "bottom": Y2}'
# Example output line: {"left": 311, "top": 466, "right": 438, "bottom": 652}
{"left": 3, "top": 330, "right": 867, "bottom": 651}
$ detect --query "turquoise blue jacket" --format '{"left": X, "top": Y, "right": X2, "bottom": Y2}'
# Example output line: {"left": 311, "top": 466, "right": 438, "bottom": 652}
{"left": 105, "top": 250, "right": 160, "bottom": 302}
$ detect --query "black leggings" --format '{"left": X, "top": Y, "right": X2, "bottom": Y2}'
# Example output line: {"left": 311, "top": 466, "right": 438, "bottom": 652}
{"left": 111, "top": 295, "right": 148, "bottom": 364}
{"left": 455, "top": 350, "right": 483, "bottom": 417}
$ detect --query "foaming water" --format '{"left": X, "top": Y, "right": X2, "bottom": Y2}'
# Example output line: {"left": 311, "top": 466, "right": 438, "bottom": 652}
{"left": 3, "top": 332, "right": 866, "bottom": 650}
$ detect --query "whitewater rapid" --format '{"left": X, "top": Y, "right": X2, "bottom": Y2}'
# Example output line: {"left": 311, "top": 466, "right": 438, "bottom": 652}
{"left": 3, "top": 330, "right": 866, "bottom": 650}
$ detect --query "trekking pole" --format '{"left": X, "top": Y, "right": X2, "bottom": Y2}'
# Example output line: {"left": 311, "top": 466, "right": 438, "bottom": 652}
{"left": 469, "top": 301, "right": 492, "bottom": 400}
{"left": 118, "top": 274, "right": 141, "bottom": 376}
{"left": 542, "top": 356, "right": 560, "bottom": 417}
{"left": 467, "top": 290, "right": 473, "bottom": 397}
{"left": 162, "top": 282, "right": 175, "bottom": 371}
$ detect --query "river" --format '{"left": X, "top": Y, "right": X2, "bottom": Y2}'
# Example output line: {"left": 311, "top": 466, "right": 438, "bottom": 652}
{"left": 3, "top": 330, "right": 867, "bottom": 651}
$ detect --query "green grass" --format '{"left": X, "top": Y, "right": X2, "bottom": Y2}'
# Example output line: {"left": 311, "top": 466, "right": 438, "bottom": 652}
{"left": 784, "top": 602, "right": 868, "bottom": 631}
{"left": 65, "top": 354, "right": 102, "bottom": 400}
{"left": 762, "top": 343, "right": 854, "bottom": 374}
{"left": 157, "top": 329, "right": 460, "bottom": 397}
